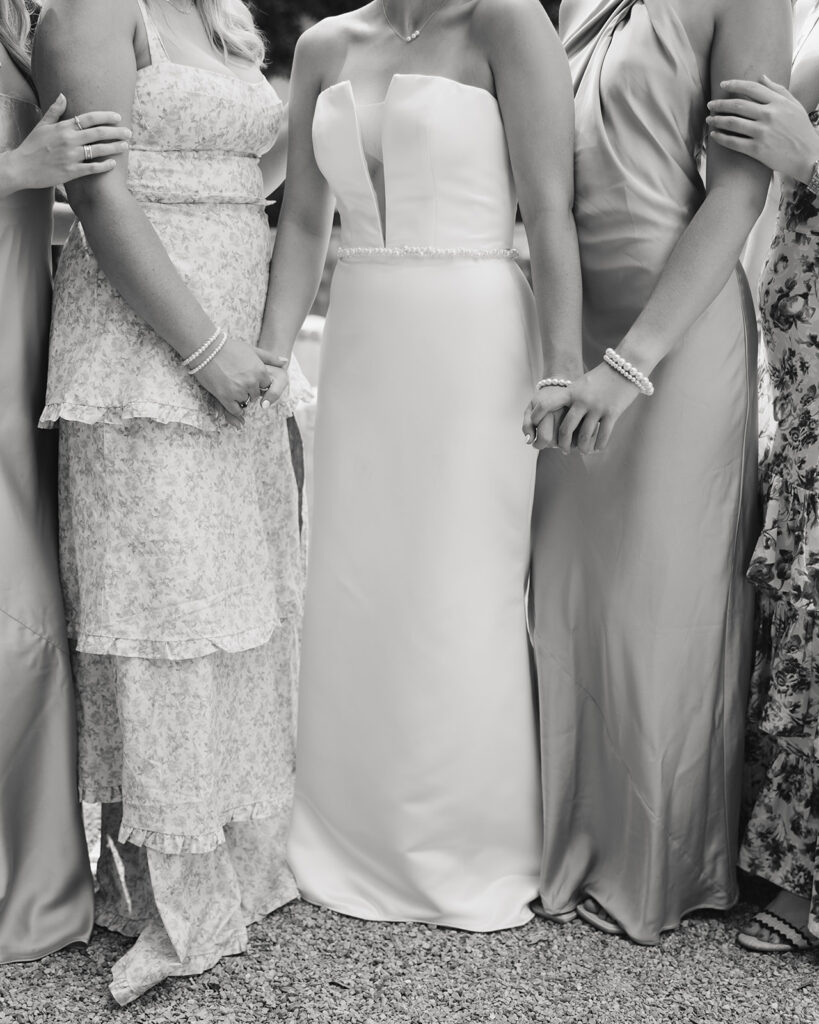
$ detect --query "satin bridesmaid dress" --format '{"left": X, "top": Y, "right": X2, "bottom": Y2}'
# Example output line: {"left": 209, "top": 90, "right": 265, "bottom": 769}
{"left": 529, "top": 0, "right": 758, "bottom": 943}
{"left": 0, "top": 84, "right": 94, "bottom": 962}
{"left": 288, "top": 74, "right": 542, "bottom": 931}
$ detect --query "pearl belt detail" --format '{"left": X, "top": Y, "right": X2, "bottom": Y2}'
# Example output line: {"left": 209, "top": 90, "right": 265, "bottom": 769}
{"left": 337, "top": 246, "right": 520, "bottom": 262}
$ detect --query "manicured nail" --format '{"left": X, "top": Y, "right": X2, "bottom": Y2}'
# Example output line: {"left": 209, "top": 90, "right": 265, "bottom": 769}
{"left": 261, "top": 399, "right": 270, "bottom": 409}
{"left": 524, "top": 434, "right": 531, "bottom": 444}
{"left": 124, "top": 128, "right": 132, "bottom": 137}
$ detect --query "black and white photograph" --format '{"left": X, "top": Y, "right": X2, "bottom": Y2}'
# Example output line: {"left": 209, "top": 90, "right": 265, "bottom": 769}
{"left": 1, "top": 0, "right": 819, "bottom": 1021}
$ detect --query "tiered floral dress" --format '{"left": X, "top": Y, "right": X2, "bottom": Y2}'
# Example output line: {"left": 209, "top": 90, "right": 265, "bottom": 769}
{"left": 40, "top": 1, "right": 307, "bottom": 1003}
{"left": 740, "top": 109, "right": 819, "bottom": 940}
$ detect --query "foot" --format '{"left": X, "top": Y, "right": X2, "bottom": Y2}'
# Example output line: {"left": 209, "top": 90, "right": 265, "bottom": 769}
{"left": 576, "top": 897, "right": 624, "bottom": 936}
{"left": 738, "top": 890, "right": 815, "bottom": 953}
{"left": 529, "top": 898, "right": 577, "bottom": 924}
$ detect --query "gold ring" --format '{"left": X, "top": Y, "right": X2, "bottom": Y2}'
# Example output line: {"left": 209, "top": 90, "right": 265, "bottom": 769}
{"left": 74, "top": 115, "right": 83, "bottom": 131}
{"left": 83, "top": 144, "right": 93, "bottom": 162}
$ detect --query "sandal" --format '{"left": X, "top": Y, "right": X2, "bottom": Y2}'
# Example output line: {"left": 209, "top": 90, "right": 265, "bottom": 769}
{"left": 737, "top": 910, "right": 818, "bottom": 953}
{"left": 576, "top": 897, "right": 624, "bottom": 936}
{"left": 529, "top": 898, "right": 577, "bottom": 924}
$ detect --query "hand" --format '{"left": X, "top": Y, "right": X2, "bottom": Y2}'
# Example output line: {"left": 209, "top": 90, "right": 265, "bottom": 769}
{"left": 522, "top": 387, "right": 571, "bottom": 451}
{"left": 255, "top": 351, "right": 290, "bottom": 410}
{"left": 194, "top": 336, "right": 279, "bottom": 427}
{"left": 0, "top": 94, "right": 131, "bottom": 194}
{"left": 707, "top": 76, "right": 819, "bottom": 182}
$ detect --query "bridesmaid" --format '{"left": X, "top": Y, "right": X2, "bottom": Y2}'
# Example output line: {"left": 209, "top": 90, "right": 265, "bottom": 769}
{"left": 708, "top": 36, "right": 819, "bottom": 953}
{"left": 34, "top": 0, "right": 304, "bottom": 1002}
{"left": 0, "top": 0, "right": 129, "bottom": 963}
{"left": 525, "top": 0, "right": 791, "bottom": 943}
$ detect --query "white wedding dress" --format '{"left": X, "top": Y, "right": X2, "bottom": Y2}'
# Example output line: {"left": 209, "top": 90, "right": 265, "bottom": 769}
{"left": 287, "top": 74, "right": 542, "bottom": 931}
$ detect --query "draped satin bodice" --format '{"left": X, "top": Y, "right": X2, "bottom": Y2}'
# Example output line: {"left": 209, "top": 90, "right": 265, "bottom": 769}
{"left": 312, "top": 75, "right": 516, "bottom": 250}
{"left": 561, "top": 0, "right": 709, "bottom": 348}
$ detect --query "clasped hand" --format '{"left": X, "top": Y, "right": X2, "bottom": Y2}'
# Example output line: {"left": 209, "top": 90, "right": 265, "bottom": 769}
{"left": 195, "top": 336, "right": 288, "bottom": 427}
{"left": 522, "top": 362, "right": 639, "bottom": 454}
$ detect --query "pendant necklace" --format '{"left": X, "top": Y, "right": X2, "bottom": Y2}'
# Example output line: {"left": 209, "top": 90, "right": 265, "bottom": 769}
{"left": 381, "top": 0, "right": 450, "bottom": 43}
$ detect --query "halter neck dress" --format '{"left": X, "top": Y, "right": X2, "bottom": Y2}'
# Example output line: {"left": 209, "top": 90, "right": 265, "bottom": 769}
{"left": 40, "top": 0, "right": 305, "bottom": 1001}
{"left": 0, "top": 66, "right": 93, "bottom": 965}
{"left": 529, "top": 0, "right": 758, "bottom": 943}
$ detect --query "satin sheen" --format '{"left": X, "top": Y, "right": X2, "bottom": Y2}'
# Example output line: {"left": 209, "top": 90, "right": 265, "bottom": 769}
{"left": 0, "top": 93, "right": 93, "bottom": 962}
{"left": 287, "top": 75, "right": 542, "bottom": 931}
{"left": 529, "top": 0, "right": 758, "bottom": 943}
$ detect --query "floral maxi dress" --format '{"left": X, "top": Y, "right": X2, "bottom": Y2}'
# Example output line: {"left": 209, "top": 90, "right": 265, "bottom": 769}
{"left": 741, "top": 111, "right": 819, "bottom": 940}
{"left": 39, "top": 2, "right": 308, "bottom": 1003}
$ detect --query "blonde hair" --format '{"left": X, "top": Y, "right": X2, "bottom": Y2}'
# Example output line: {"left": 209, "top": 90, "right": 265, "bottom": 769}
{"left": 153, "top": 0, "right": 265, "bottom": 67}
{"left": 0, "top": 0, "right": 34, "bottom": 85}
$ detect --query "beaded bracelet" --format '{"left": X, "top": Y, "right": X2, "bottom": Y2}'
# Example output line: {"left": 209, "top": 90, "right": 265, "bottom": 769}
{"left": 188, "top": 333, "right": 227, "bottom": 375}
{"left": 536, "top": 378, "right": 572, "bottom": 390}
{"left": 603, "top": 348, "right": 654, "bottom": 396}
{"left": 182, "top": 325, "right": 223, "bottom": 368}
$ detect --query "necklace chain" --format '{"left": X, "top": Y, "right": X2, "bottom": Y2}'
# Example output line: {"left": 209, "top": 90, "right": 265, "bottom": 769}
{"left": 381, "top": 0, "right": 450, "bottom": 43}
{"left": 163, "top": 0, "right": 196, "bottom": 14}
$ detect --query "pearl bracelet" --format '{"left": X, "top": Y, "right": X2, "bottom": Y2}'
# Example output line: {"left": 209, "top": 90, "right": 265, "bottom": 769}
{"left": 603, "top": 348, "right": 654, "bottom": 396}
{"left": 536, "top": 378, "right": 572, "bottom": 389}
{"left": 188, "top": 332, "right": 227, "bottom": 375}
{"left": 182, "top": 326, "right": 223, "bottom": 368}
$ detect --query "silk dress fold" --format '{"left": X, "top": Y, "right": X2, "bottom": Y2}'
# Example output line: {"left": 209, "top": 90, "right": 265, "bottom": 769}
{"left": 529, "top": 0, "right": 758, "bottom": 943}
{"left": 0, "top": 90, "right": 93, "bottom": 963}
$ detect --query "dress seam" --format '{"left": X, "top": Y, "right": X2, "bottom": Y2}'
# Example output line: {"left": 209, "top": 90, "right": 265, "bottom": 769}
{"left": 0, "top": 607, "right": 68, "bottom": 656}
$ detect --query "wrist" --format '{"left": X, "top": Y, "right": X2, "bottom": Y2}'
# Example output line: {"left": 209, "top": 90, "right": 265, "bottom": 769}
{"left": 800, "top": 143, "right": 819, "bottom": 191}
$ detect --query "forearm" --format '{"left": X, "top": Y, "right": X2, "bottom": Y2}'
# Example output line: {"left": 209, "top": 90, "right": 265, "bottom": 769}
{"left": 258, "top": 213, "right": 332, "bottom": 360}
{"left": 527, "top": 207, "right": 584, "bottom": 379}
{"left": 71, "top": 188, "right": 217, "bottom": 359}
{"left": 618, "top": 187, "right": 766, "bottom": 372}
{"left": 0, "top": 149, "right": 22, "bottom": 199}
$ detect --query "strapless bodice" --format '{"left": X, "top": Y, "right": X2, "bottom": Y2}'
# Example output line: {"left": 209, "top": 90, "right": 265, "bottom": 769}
{"left": 312, "top": 75, "right": 517, "bottom": 251}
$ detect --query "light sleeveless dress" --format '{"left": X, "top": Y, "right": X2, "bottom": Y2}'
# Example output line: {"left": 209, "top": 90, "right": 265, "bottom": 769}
{"left": 287, "top": 75, "right": 542, "bottom": 931}
{"left": 41, "top": 1, "right": 305, "bottom": 1002}
{"left": 0, "top": 77, "right": 93, "bottom": 964}
{"left": 529, "top": 0, "right": 758, "bottom": 943}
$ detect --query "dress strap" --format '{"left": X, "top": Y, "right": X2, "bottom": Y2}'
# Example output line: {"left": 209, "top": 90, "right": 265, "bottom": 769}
{"left": 135, "top": 0, "right": 170, "bottom": 65}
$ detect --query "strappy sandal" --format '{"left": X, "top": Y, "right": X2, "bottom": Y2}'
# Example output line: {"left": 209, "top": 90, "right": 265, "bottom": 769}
{"left": 529, "top": 898, "right": 577, "bottom": 924}
{"left": 737, "top": 910, "right": 819, "bottom": 953}
{"left": 576, "top": 897, "right": 624, "bottom": 936}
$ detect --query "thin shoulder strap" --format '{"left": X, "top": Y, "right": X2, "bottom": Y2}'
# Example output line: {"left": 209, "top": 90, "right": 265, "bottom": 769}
{"left": 135, "top": 0, "right": 170, "bottom": 65}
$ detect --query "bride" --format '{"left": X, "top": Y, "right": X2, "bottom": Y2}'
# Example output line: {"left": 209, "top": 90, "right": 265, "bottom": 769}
{"left": 260, "top": 0, "right": 582, "bottom": 930}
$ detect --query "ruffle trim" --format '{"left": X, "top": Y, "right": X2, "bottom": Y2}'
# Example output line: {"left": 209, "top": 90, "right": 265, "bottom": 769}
{"left": 283, "top": 355, "right": 316, "bottom": 413}
{"left": 748, "top": 472, "right": 819, "bottom": 610}
{"left": 69, "top": 618, "right": 279, "bottom": 661}
{"left": 118, "top": 798, "right": 284, "bottom": 855}
{"left": 39, "top": 401, "right": 219, "bottom": 434}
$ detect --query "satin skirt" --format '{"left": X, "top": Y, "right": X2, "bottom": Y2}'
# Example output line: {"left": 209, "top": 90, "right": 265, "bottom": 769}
{"left": 530, "top": 269, "right": 758, "bottom": 944}
{"left": 288, "top": 258, "right": 542, "bottom": 931}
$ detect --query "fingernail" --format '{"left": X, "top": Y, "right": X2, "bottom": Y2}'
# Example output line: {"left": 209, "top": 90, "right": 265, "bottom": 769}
{"left": 261, "top": 399, "right": 270, "bottom": 409}
{"left": 124, "top": 128, "right": 132, "bottom": 138}
{"left": 524, "top": 434, "right": 531, "bottom": 444}
{"left": 119, "top": 142, "right": 129, "bottom": 151}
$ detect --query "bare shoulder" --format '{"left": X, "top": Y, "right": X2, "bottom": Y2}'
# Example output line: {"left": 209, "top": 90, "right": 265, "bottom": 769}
{"left": 472, "top": 0, "right": 555, "bottom": 37}
{"left": 714, "top": 0, "right": 791, "bottom": 26}
{"left": 293, "top": 4, "right": 372, "bottom": 68}
{"left": 37, "top": 0, "right": 138, "bottom": 35}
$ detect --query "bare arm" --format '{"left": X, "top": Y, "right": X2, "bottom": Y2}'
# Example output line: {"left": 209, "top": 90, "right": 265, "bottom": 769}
{"left": 479, "top": 0, "right": 582, "bottom": 392}
{"left": 255, "top": 25, "right": 337, "bottom": 406}
{"left": 260, "top": 104, "right": 289, "bottom": 196}
{"left": 33, "top": 0, "right": 276, "bottom": 424}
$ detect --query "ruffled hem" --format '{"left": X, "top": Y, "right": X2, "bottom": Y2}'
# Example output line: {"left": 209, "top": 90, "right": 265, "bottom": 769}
{"left": 748, "top": 472, "right": 819, "bottom": 610}
{"left": 118, "top": 798, "right": 284, "bottom": 855}
{"left": 69, "top": 619, "right": 279, "bottom": 661}
{"left": 81, "top": 786, "right": 122, "bottom": 804}
{"left": 282, "top": 355, "right": 316, "bottom": 413}
{"left": 95, "top": 907, "right": 151, "bottom": 940}
{"left": 39, "top": 401, "right": 219, "bottom": 433}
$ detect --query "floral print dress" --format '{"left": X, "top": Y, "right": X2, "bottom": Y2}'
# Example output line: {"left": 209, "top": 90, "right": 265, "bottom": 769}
{"left": 40, "top": 1, "right": 309, "bottom": 1003}
{"left": 740, "top": 109, "right": 819, "bottom": 939}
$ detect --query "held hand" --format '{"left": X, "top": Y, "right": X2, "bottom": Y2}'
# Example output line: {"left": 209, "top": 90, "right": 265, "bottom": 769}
{"left": 2, "top": 95, "right": 131, "bottom": 191}
{"left": 558, "top": 362, "right": 640, "bottom": 454}
{"left": 254, "top": 349, "right": 290, "bottom": 409}
{"left": 522, "top": 387, "right": 571, "bottom": 451}
{"left": 707, "top": 77, "right": 819, "bottom": 182}
{"left": 194, "top": 336, "right": 276, "bottom": 427}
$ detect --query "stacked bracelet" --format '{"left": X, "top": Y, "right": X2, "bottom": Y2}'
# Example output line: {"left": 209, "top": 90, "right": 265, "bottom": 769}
{"left": 188, "top": 331, "right": 227, "bottom": 375}
{"left": 536, "top": 378, "right": 572, "bottom": 389}
{"left": 603, "top": 348, "right": 654, "bottom": 396}
{"left": 182, "top": 326, "right": 222, "bottom": 368}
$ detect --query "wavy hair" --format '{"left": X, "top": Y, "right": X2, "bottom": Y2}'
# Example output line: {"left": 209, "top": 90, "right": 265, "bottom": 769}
{"left": 151, "top": 0, "right": 265, "bottom": 67}
{"left": 0, "top": 0, "right": 34, "bottom": 86}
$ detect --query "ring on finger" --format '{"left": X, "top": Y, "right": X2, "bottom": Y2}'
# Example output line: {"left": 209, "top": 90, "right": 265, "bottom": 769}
{"left": 74, "top": 115, "right": 84, "bottom": 131}
{"left": 238, "top": 396, "right": 251, "bottom": 410}
{"left": 259, "top": 382, "right": 271, "bottom": 395}
{"left": 83, "top": 144, "right": 93, "bottom": 162}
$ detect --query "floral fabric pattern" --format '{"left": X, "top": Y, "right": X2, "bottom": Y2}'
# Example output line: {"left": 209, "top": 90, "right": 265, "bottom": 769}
{"left": 44, "top": 0, "right": 305, "bottom": 1001}
{"left": 742, "top": 112, "right": 819, "bottom": 937}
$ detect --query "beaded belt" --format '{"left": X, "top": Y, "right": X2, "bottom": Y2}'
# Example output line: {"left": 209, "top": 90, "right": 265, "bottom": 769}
{"left": 337, "top": 245, "right": 520, "bottom": 262}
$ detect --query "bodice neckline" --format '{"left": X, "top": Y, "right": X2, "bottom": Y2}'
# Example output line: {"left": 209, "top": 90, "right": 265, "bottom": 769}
{"left": 318, "top": 74, "right": 498, "bottom": 110}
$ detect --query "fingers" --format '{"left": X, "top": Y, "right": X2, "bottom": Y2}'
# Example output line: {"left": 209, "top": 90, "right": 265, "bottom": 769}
{"left": 719, "top": 79, "right": 774, "bottom": 103}
{"left": 70, "top": 110, "right": 124, "bottom": 130}
{"left": 761, "top": 74, "right": 793, "bottom": 98}
{"left": 69, "top": 159, "right": 118, "bottom": 179}
{"left": 707, "top": 98, "right": 764, "bottom": 119}
{"left": 40, "top": 93, "right": 67, "bottom": 125}
{"left": 557, "top": 403, "right": 587, "bottom": 455}
{"left": 532, "top": 412, "right": 555, "bottom": 451}
{"left": 79, "top": 125, "right": 132, "bottom": 145}
{"left": 706, "top": 115, "right": 759, "bottom": 138}
{"left": 595, "top": 416, "right": 615, "bottom": 452}
{"left": 522, "top": 402, "right": 536, "bottom": 444}
{"left": 707, "top": 131, "right": 754, "bottom": 156}
{"left": 81, "top": 141, "right": 130, "bottom": 161}
{"left": 575, "top": 417, "right": 600, "bottom": 456}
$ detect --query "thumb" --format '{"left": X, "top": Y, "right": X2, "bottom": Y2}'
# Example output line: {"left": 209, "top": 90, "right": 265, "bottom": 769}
{"left": 254, "top": 347, "right": 289, "bottom": 369}
{"left": 40, "top": 93, "right": 67, "bottom": 125}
